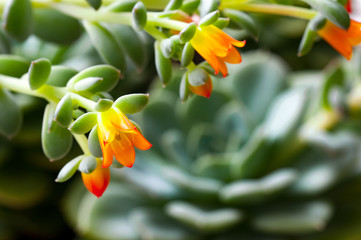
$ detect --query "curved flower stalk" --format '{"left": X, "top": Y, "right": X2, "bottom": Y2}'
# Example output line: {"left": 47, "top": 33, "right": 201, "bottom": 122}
{"left": 97, "top": 107, "right": 152, "bottom": 168}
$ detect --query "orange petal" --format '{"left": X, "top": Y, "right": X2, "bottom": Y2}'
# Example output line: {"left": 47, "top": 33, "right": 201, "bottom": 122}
{"left": 220, "top": 46, "right": 242, "bottom": 64}
{"left": 130, "top": 130, "right": 152, "bottom": 150}
{"left": 97, "top": 125, "right": 114, "bottom": 168}
{"left": 110, "top": 135, "right": 135, "bottom": 168}
{"left": 82, "top": 158, "right": 110, "bottom": 198}
{"left": 191, "top": 33, "right": 220, "bottom": 74}
{"left": 109, "top": 107, "right": 136, "bottom": 132}
{"left": 218, "top": 59, "right": 228, "bottom": 77}
{"left": 206, "top": 25, "right": 246, "bottom": 47}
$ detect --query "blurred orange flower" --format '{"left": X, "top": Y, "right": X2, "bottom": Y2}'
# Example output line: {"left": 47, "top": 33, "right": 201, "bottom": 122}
{"left": 97, "top": 107, "right": 152, "bottom": 168}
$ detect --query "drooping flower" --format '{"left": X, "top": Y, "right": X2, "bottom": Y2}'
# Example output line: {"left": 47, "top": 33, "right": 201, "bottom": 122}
{"left": 81, "top": 158, "right": 110, "bottom": 198}
{"left": 318, "top": 0, "right": 361, "bottom": 60}
{"left": 190, "top": 25, "right": 246, "bottom": 77}
{"left": 97, "top": 107, "right": 152, "bottom": 168}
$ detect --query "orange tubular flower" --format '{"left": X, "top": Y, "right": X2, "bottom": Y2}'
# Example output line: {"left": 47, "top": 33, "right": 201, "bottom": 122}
{"left": 82, "top": 158, "right": 110, "bottom": 198}
{"left": 318, "top": 0, "right": 361, "bottom": 60}
{"left": 190, "top": 25, "right": 246, "bottom": 77}
{"left": 97, "top": 107, "right": 152, "bottom": 168}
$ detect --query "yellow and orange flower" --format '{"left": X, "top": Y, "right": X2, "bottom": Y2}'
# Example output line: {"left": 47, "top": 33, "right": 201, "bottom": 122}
{"left": 82, "top": 158, "right": 110, "bottom": 198}
{"left": 97, "top": 107, "right": 152, "bottom": 168}
{"left": 190, "top": 25, "right": 246, "bottom": 77}
{"left": 318, "top": 1, "right": 361, "bottom": 60}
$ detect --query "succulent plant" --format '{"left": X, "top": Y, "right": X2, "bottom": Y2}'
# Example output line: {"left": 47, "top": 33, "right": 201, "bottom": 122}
{"left": 64, "top": 50, "right": 361, "bottom": 239}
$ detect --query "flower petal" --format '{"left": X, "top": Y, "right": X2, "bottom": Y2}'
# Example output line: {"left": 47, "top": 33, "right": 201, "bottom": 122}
{"left": 111, "top": 135, "right": 135, "bottom": 168}
{"left": 220, "top": 46, "right": 242, "bottom": 64}
{"left": 191, "top": 33, "right": 220, "bottom": 74}
{"left": 130, "top": 130, "right": 152, "bottom": 150}
{"left": 97, "top": 126, "right": 114, "bottom": 168}
{"left": 82, "top": 158, "right": 110, "bottom": 198}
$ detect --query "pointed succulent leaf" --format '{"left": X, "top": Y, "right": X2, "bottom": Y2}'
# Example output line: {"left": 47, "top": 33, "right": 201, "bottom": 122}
{"left": 302, "top": 0, "right": 350, "bottom": 29}
{"left": 132, "top": 2, "right": 147, "bottom": 31}
{"left": 320, "top": 65, "right": 344, "bottom": 110}
{"left": 198, "top": 0, "right": 219, "bottom": 17}
{"left": 55, "top": 155, "right": 83, "bottom": 182}
{"left": 199, "top": 10, "right": 220, "bottom": 26}
{"left": 94, "top": 98, "right": 113, "bottom": 112}
{"left": 0, "top": 87, "right": 22, "bottom": 138}
{"left": 33, "top": 8, "right": 82, "bottom": 45}
{"left": 28, "top": 58, "right": 51, "bottom": 90}
{"left": 179, "top": 23, "right": 197, "bottom": 43}
{"left": 86, "top": 0, "right": 102, "bottom": 10}
{"left": 181, "top": 42, "right": 195, "bottom": 68}
{"left": 166, "top": 201, "right": 244, "bottom": 232}
{"left": 83, "top": 21, "right": 126, "bottom": 73}
{"left": 68, "top": 112, "right": 98, "bottom": 134}
{"left": 73, "top": 77, "right": 103, "bottom": 92}
{"left": 79, "top": 155, "right": 97, "bottom": 174}
{"left": 165, "top": 0, "right": 183, "bottom": 11}
{"left": 113, "top": 93, "right": 149, "bottom": 114}
{"left": 46, "top": 66, "right": 78, "bottom": 87}
{"left": 42, "top": 104, "right": 73, "bottom": 161}
{"left": 103, "top": 0, "right": 137, "bottom": 12}
{"left": 2, "top": 0, "right": 33, "bottom": 41}
{"left": 66, "top": 65, "right": 120, "bottom": 92}
{"left": 213, "top": 17, "right": 230, "bottom": 29}
{"left": 181, "top": 0, "right": 200, "bottom": 14}
{"left": 54, "top": 94, "right": 73, "bottom": 128}
{"left": 179, "top": 73, "right": 190, "bottom": 102}
{"left": 154, "top": 41, "right": 172, "bottom": 86}
{"left": 0, "top": 55, "right": 30, "bottom": 77}
{"left": 298, "top": 26, "right": 317, "bottom": 57}
{"left": 88, "top": 125, "right": 103, "bottom": 158}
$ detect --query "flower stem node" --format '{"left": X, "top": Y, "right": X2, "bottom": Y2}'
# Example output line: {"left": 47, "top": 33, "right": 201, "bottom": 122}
{"left": 199, "top": 10, "right": 220, "bottom": 27}
{"left": 78, "top": 155, "right": 97, "bottom": 174}
{"left": 69, "top": 112, "right": 98, "bottom": 135}
{"left": 113, "top": 93, "right": 149, "bottom": 114}
{"left": 95, "top": 98, "right": 113, "bottom": 112}
{"left": 2, "top": 0, "right": 33, "bottom": 42}
{"left": 132, "top": 1, "right": 147, "bottom": 31}
{"left": 55, "top": 155, "right": 83, "bottom": 182}
{"left": 179, "top": 22, "right": 197, "bottom": 43}
{"left": 54, "top": 94, "right": 73, "bottom": 128}
{"left": 28, "top": 58, "right": 51, "bottom": 90}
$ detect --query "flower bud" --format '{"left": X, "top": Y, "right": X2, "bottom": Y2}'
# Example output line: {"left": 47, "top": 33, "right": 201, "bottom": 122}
{"left": 68, "top": 112, "right": 98, "bottom": 134}
{"left": 188, "top": 68, "right": 212, "bottom": 98}
{"left": 113, "top": 93, "right": 149, "bottom": 114}
{"left": 81, "top": 158, "right": 110, "bottom": 198}
{"left": 28, "top": 58, "right": 51, "bottom": 90}
{"left": 132, "top": 1, "right": 147, "bottom": 31}
{"left": 54, "top": 94, "right": 73, "bottom": 128}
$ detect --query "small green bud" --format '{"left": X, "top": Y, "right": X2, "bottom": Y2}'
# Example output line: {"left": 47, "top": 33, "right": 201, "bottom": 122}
{"left": 42, "top": 104, "right": 73, "bottom": 161}
{"left": 154, "top": 41, "right": 172, "bottom": 86}
{"left": 223, "top": 9, "right": 258, "bottom": 40}
{"left": 66, "top": 65, "right": 120, "bottom": 93}
{"left": 95, "top": 98, "right": 113, "bottom": 112}
{"left": 104, "top": 0, "right": 136, "bottom": 12}
{"left": 199, "top": 10, "right": 220, "bottom": 26}
{"left": 54, "top": 94, "right": 73, "bottom": 128}
{"left": 213, "top": 17, "right": 230, "bottom": 29}
{"left": 113, "top": 93, "right": 149, "bottom": 114}
{"left": 86, "top": 0, "right": 102, "bottom": 10}
{"left": 68, "top": 112, "right": 98, "bottom": 134}
{"left": 28, "top": 58, "right": 51, "bottom": 90}
{"left": 181, "top": 42, "right": 195, "bottom": 67}
{"left": 132, "top": 1, "right": 147, "bottom": 31}
{"left": 73, "top": 77, "right": 103, "bottom": 92}
{"left": 79, "top": 155, "right": 97, "bottom": 174}
{"left": 165, "top": 0, "right": 183, "bottom": 11}
{"left": 88, "top": 125, "right": 103, "bottom": 158}
{"left": 0, "top": 55, "right": 30, "bottom": 77}
{"left": 179, "top": 22, "right": 197, "bottom": 43}
{"left": 2, "top": 0, "right": 33, "bottom": 41}
{"left": 55, "top": 155, "right": 83, "bottom": 182}
{"left": 179, "top": 72, "right": 190, "bottom": 102}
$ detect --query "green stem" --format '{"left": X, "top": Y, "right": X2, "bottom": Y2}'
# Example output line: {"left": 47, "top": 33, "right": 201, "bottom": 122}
{"left": 220, "top": 2, "right": 317, "bottom": 20}
{"left": 73, "top": 133, "right": 91, "bottom": 155}
{"left": 144, "top": 25, "right": 167, "bottom": 41}
{"left": 69, "top": 92, "right": 97, "bottom": 112}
